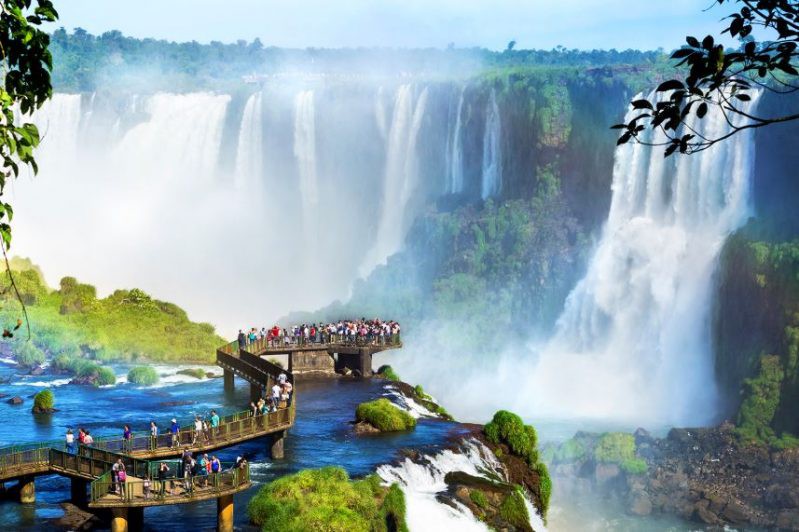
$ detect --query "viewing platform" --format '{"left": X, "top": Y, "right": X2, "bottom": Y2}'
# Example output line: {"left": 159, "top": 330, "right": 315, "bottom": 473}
{"left": 0, "top": 338, "right": 297, "bottom": 531}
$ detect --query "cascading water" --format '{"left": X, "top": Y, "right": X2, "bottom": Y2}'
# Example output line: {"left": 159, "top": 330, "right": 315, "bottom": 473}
{"left": 515, "top": 91, "right": 763, "bottom": 426}
{"left": 446, "top": 87, "right": 465, "bottom": 194}
{"left": 293, "top": 89, "right": 320, "bottom": 251}
{"left": 480, "top": 89, "right": 502, "bottom": 199}
{"left": 359, "top": 85, "right": 429, "bottom": 276}
{"left": 234, "top": 91, "right": 264, "bottom": 190}
{"left": 377, "top": 439, "right": 546, "bottom": 532}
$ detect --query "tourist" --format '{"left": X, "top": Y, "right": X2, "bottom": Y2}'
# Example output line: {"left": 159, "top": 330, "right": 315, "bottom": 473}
{"left": 150, "top": 421, "right": 158, "bottom": 450}
{"left": 250, "top": 401, "right": 258, "bottom": 417}
{"left": 198, "top": 453, "right": 209, "bottom": 487}
{"left": 237, "top": 329, "right": 246, "bottom": 350}
{"left": 83, "top": 430, "right": 94, "bottom": 446}
{"left": 123, "top": 424, "right": 132, "bottom": 453}
{"left": 182, "top": 448, "right": 193, "bottom": 491}
{"left": 117, "top": 462, "right": 127, "bottom": 497}
{"left": 158, "top": 462, "right": 170, "bottom": 496}
{"left": 112, "top": 459, "right": 120, "bottom": 494}
{"left": 202, "top": 417, "right": 210, "bottom": 442}
{"left": 210, "top": 410, "right": 220, "bottom": 439}
{"left": 193, "top": 415, "right": 203, "bottom": 445}
{"left": 77, "top": 427, "right": 85, "bottom": 449}
{"left": 271, "top": 382, "right": 282, "bottom": 410}
{"left": 143, "top": 474, "right": 151, "bottom": 499}
{"left": 210, "top": 455, "right": 221, "bottom": 486}
{"left": 170, "top": 418, "right": 180, "bottom": 448}
{"left": 283, "top": 380, "right": 293, "bottom": 407}
{"left": 65, "top": 428, "right": 75, "bottom": 454}
{"left": 277, "top": 372, "right": 287, "bottom": 385}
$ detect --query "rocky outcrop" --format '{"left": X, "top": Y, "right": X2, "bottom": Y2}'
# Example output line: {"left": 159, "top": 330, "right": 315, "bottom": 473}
{"left": 548, "top": 423, "right": 799, "bottom": 529}
{"left": 7, "top": 396, "right": 22, "bottom": 405}
{"left": 443, "top": 471, "right": 532, "bottom": 532}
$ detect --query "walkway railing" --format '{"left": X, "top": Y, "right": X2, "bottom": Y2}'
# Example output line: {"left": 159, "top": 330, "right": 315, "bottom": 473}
{"left": 89, "top": 462, "right": 250, "bottom": 505}
{"left": 220, "top": 333, "right": 402, "bottom": 355}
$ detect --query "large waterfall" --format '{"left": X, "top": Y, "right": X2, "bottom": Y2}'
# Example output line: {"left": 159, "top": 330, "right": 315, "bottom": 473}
{"left": 446, "top": 87, "right": 465, "bottom": 194}
{"left": 480, "top": 89, "right": 502, "bottom": 199}
{"left": 234, "top": 91, "right": 264, "bottom": 190}
{"left": 293, "top": 90, "right": 320, "bottom": 252}
{"left": 517, "top": 92, "right": 762, "bottom": 426}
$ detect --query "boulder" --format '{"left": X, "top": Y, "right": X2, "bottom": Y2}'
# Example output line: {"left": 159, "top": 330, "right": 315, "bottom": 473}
{"left": 628, "top": 493, "right": 653, "bottom": 516}
{"left": 667, "top": 428, "right": 693, "bottom": 445}
{"left": 29, "top": 366, "right": 44, "bottom": 376}
{"left": 721, "top": 500, "right": 753, "bottom": 524}
{"left": 693, "top": 500, "right": 720, "bottom": 525}
{"left": 777, "top": 510, "right": 799, "bottom": 530}
{"left": 7, "top": 396, "right": 22, "bottom": 405}
{"left": 353, "top": 421, "right": 380, "bottom": 434}
{"left": 594, "top": 463, "right": 621, "bottom": 485}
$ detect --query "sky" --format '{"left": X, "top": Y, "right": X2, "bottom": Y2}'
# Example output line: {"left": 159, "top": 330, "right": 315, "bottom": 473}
{"left": 50, "top": 0, "right": 732, "bottom": 51}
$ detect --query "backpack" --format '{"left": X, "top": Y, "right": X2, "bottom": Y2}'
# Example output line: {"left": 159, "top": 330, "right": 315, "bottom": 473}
{"left": 118, "top": 470, "right": 127, "bottom": 481}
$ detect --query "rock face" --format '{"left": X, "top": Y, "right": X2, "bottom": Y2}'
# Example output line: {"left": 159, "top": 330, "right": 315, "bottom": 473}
{"left": 7, "top": 396, "right": 23, "bottom": 405}
{"left": 549, "top": 423, "right": 799, "bottom": 530}
{"left": 353, "top": 421, "right": 380, "bottom": 435}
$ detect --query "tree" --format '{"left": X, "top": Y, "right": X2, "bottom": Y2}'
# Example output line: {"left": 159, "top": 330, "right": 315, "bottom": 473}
{"left": 614, "top": 0, "right": 799, "bottom": 156}
{"left": 506, "top": 40, "right": 516, "bottom": 52}
{"left": 0, "top": 1, "right": 58, "bottom": 337}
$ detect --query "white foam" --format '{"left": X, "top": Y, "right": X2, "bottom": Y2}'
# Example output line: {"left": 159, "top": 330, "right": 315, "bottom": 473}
{"left": 12, "top": 378, "right": 71, "bottom": 388}
{"left": 382, "top": 385, "right": 438, "bottom": 419}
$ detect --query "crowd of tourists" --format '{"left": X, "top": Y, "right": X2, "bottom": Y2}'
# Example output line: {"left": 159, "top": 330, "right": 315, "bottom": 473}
{"left": 237, "top": 318, "right": 401, "bottom": 349}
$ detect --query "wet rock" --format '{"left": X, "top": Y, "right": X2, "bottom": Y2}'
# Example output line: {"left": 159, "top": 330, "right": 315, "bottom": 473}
{"left": 353, "top": 421, "right": 380, "bottom": 434}
{"left": 694, "top": 500, "right": 720, "bottom": 525}
{"left": 667, "top": 428, "right": 693, "bottom": 445}
{"left": 29, "top": 366, "right": 44, "bottom": 376}
{"left": 594, "top": 463, "right": 620, "bottom": 485}
{"left": 55, "top": 502, "right": 99, "bottom": 531}
{"left": 634, "top": 427, "right": 654, "bottom": 445}
{"left": 628, "top": 492, "right": 653, "bottom": 516}
{"left": 31, "top": 405, "right": 57, "bottom": 414}
{"left": 777, "top": 510, "right": 799, "bottom": 530}
{"left": 7, "top": 396, "right": 22, "bottom": 405}
{"left": 721, "top": 500, "right": 752, "bottom": 524}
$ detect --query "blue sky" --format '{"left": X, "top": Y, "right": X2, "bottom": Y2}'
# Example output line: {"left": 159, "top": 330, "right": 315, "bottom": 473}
{"left": 50, "top": 0, "right": 731, "bottom": 50}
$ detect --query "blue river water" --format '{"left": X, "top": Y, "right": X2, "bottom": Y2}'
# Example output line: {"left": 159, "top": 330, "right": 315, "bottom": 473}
{"left": 0, "top": 361, "right": 464, "bottom": 531}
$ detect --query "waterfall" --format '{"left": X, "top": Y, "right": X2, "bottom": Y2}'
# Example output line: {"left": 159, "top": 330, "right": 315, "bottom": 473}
{"left": 519, "top": 91, "right": 762, "bottom": 426}
{"left": 480, "top": 89, "right": 502, "bottom": 199}
{"left": 359, "top": 85, "right": 429, "bottom": 276}
{"left": 234, "top": 92, "right": 264, "bottom": 190}
{"left": 293, "top": 89, "right": 319, "bottom": 247}
{"left": 28, "top": 93, "right": 83, "bottom": 168}
{"left": 446, "top": 87, "right": 465, "bottom": 194}
{"left": 377, "top": 439, "right": 546, "bottom": 532}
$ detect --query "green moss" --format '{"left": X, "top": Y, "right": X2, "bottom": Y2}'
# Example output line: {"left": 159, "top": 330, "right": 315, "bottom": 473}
{"left": 356, "top": 399, "right": 416, "bottom": 432}
{"left": 484, "top": 410, "right": 538, "bottom": 466}
{"left": 128, "top": 366, "right": 160, "bottom": 386}
{"left": 499, "top": 488, "right": 530, "bottom": 530}
{"left": 95, "top": 366, "right": 116, "bottom": 386}
{"left": 594, "top": 432, "right": 636, "bottom": 463}
{"left": 736, "top": 354, "right": 786, "bottom": 445}
{"left": 469, "top": 489, "right": 489, "bottom": 510}
{"left": 537, "top": 462, "right": 552, "bottom": 512}
{"left": 377, "top": 365, "right": 401, "bottom": 382}
{"left": 247, "top": 466, "right": 407, "bottom": 532}
{"left": 33, "top": 389, "right": 54, "bottom": 411}
{"left": 413, "top": 384, "right": 429, "bottom": 399}
{"left": 620, "top": 458, "right": 648, "bottom": 475}
{"left": 175, "top": 367, "right": 205, "bottom": 380}
{"left": 551, "top": 438, "right": 586, "bottom": 463}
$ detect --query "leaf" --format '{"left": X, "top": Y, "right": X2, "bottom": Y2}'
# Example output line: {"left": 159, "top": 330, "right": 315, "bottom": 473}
{"left": 686, "top": 36, "right": 700, "bottom": 48}
{"left": 657, "top": 80, "right": 685, "bottom": 92}
{"left": 631, "top": 99, "right": 653, "bottom": 110}
{"left": 617, "top": 131, "right": 633, "bottom": 146}
{"left": 696, "top": 102, "right": 708, "bottom": 119}
{"left": 671, "top": 48, "right": 693, "bottom": 59}
{"left": 702, "top": 35, "right": 715, "bottom": 50}
{"left": 735, "top": 93, "right": 751, "bottom": 101}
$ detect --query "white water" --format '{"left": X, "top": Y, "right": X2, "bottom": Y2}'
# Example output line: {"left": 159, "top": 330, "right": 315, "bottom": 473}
{"left": 480, "top": 89, "right": 502, "bottom": 199}
{"left": 377, "top": 438, "right": 546, "bottom": 532}
{"left": 382, "top": 384, "right": 438, "bottom": 419}
{"left": 446, "top": 87, "right": 465, "bottom": 194}
{"left": 515, "top": 91, "right": 763, "bottom": 426}
{"left": 234, "top": 91, "right": 264, "bottom": 190}
{"left": 360, "top": 85, "right": 429, "bottom": 275}
{"left": 293, "top": 89, "right": 320, "bottom": 254}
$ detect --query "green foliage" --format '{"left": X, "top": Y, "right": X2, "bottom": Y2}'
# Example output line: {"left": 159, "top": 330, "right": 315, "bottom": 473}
{"left": 95, "top": 366, "right": 116, "bottom": 386}
{"left": 499, "top": 488, "right": 530, "bottom": 530}
{"left": 484, "top": 410, "right": 538, "bottom": 466}
{"left": 537, "top": 462, "right": 552, "bottom": 513}
{"left": 736, "top": 355, "right": 785, "bottom": 444}
{"left": 13, "top": 340, "right": 44, "bottom": 367}
{"left": 593, "top": 433, "right": 647, "bottom": 474}
{"left": 356, "top": 399, "right": 416, "bottom": 432}
{"left": 176, "top": 368, "right": 206, "bottom": 379}
{"left": 413, "top": 384, "right": 429, "bottom": 399}
{"left": 470, "top": 489, "right": 488, "bottom": 510}
{"left": 127, "top": 366, "right": 159, "bottom": 386}
{"left": 33, "top": 388, "right": 53, "bottom": 410}
{"left": 1, "top": 259, "right": 224, "bottom": 363}
{"left": 248, "top": 466, "right": 407, "bottom": 532}
{"left": 376, "top": 365, "right": 400, "bottom": 382}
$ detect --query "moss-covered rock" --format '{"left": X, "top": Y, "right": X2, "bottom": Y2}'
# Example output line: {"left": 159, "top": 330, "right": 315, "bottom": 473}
{"left": 499, "top": 489, "right": 532, "bottom": 532}
{"left": 128, "top": 366, "right": 160, "bottom": 385}
{"left": 247, "top": 466, "right": 407, "bottom": 532}
{"left": 594, "top": 432, "right": 647, "bottom": 474}
{"left": 176, "top": 367, "right": 205, "bottom": 380}
{"left": 355, "top": 399, "right": 416, "bottom": 432}
{"left": 32, "top": 389, "right": 54, "bottom": 413}
{"left": 376, "top": 365, "right": 400, "bottom": 382}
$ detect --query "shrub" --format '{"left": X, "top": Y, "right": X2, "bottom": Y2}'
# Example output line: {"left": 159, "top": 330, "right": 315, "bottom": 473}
{"left": 484, "top": 410, "right": 538, "bottom": 466}
{"left": 377, "top": 365, "right": 400, "bottom": 382}
{"left": 356, "top": 399, "right": 416, "bottom": 432}
{"left": 470, "top": 489, "right": 488, "bottom": 509}
{"left": 248, "top": 466, "right": 408, "bottom": 532}
{"left": 551, "top": 438, "right": 586, "bottom": 463}
{"left": 128, "top": 366, "right": 160, "bottom": 385}
{"left": 33, "top": 389, "right": 54, "bottom": 411}
{"left": 594, "top": 432, "right": 637, "bottom": 464}
{"left": 537, "top": 462, "right": 552, "bottom": 512}
{"left": 95, "top": 366, "right": 117, "bottom": 386}
{"left": 14, "top": 342, "right": 45, "bottom": 367}
{"left": 620, "top": 458, "right": 648, "bottom": 475}
{"left": 176, "top": 367, "right": 205, "bottom": 380}
{"left": 413, "top": 384, "right": 430, "bottom": 399}
{"left": 499, "top": 488, "right": 530, "bottom": 530}
{"left": 735, "top": 354, "right": 784, "bottom": 445}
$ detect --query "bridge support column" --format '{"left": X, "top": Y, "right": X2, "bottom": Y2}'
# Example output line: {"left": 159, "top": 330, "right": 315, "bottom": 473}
{"left": 18, "top": 475, "right": 35, "bottom": 503}
{"left": 358, "top": 349, "right": 373, "bottom": 377}
{"left": 129, "top": 507, "right": 143, "bottom": 531}
{"left": 70, "top": 478, "right": 88, "bottom": 507}
{"left": 250, "top": 383, "right": 262, "bottom": 403}
{"left": 223, "top": 369, "right": 234, "bottom": 392}
{"left": 217, "top": 493, "right": 234, "bottom": 532}
{"left": 110, "top": 507, "right": 128, "bottom": 532}
{"left": 270, "top": 430, "right": 285, "bottom": 460}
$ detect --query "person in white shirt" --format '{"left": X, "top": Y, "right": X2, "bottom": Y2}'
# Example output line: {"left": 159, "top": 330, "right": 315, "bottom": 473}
{"left": 271, "top": 383, "right": 282, "bottom": 410}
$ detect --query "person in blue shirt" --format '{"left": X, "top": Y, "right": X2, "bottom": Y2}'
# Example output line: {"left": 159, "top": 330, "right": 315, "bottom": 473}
{"left": 170, "top": 418, "right": 180, "bottom": 448}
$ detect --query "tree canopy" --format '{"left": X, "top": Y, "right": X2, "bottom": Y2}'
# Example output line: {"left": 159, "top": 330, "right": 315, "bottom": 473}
{"left": 615, "top": 0, "right": 799, "bottom": 155}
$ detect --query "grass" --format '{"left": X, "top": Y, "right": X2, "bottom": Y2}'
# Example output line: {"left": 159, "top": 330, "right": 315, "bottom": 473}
{"left": 484, "top": 410, "right": 539, "bottom": 466}
{"left": 356, "top": 399, "right": 416, "bottom": 432}
{"left": 128, "top": 366, "right": 160, "bottom": 385}
{"left": 470, "top": 489, "right": 488, "bottom": 509}
{"left": 14, "top": 341, "right": 45, "bottom": 367}
{"left": 52, "top": 353, "right": 116, "bottom": 386}
{"left": 499, "top": 488, "right": 530, "bottom": 530}
{"left": 33, "top": 389, "right": 54, "bottom": 411}
{"left": 248, "top": 466, "right": 408, "bottom": 532}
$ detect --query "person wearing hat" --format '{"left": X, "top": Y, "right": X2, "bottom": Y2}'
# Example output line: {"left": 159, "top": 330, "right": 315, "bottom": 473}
{"left": 170, "top": 418, "right": 180, "bottom": 448}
